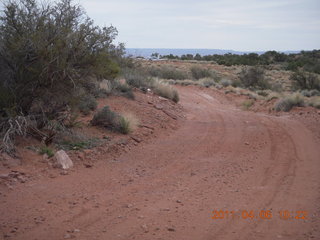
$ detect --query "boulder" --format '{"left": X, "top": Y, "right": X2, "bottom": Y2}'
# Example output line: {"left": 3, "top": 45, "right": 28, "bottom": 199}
{"left": 54, "top": 150, "right": 73, "bottom": 169}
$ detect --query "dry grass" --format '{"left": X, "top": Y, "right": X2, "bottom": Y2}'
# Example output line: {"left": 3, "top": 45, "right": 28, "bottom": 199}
{"left": 242, "top": 99, "right": 255, "bottom": 110}
{"left": 153, "top": 81, "right": 179, "bottom": 103}
{"left": 274, "top": 93, "right": 305, "bottom": 112}
{"left": 307, "top": 96, "right": 320, "bottom": 109}
{"left": 120, "top": 112, "right": 139, "bottom": 134}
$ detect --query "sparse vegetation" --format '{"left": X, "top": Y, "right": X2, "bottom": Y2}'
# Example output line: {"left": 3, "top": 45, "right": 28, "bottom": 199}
{"left": 0, "top": 0, "right": 124, "bottom": 153}
{"left": 91, "top": 106, "right": 120, "bottom": 130}
{"left": 39, "top": 146, "right": 54, "bottom": 158}
{"left": 238, "top": 67, "right": 270, "bottom": 90}
{"left": 291, "top": 71, "right": 320, "bottom": 91}
{"left": 190, "top": 66, "right": 212, "bottom": 80}
{"left": 242, "top": 99, "right": 255, "bottom": 110}
{"left": 274, "top": 93, "right": 305, "bottom": 112}
{"left": 90, "top": 106, "right": 139, "bottom": 134}
{"left": 148, "top": 66, "right": 188, "bottom": 80}
{"left": 220, "top": 79, "right": 232, "bottom": 87}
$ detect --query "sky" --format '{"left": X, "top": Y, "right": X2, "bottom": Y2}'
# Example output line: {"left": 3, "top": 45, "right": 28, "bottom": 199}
{"left": 80, "top": 0, "right": 320, "bottom": 51}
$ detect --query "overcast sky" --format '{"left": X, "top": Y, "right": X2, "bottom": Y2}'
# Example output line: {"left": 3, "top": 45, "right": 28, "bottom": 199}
{"left": 81, "top": 0, "right": 320, "bottom": 51}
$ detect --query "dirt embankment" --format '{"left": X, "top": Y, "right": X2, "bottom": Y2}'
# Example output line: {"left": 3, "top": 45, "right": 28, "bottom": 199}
{"left": 0, "top": 86, "right": 320, "bottom": 240}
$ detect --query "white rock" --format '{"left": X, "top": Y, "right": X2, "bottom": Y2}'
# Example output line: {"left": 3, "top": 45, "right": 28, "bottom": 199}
{"left": 54, "top": 150, "right": 73, "bottom": 169}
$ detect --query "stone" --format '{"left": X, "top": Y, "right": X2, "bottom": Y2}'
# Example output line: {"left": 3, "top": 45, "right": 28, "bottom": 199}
{"left": 54, "top": 150, "right": 73, "bottom": 169}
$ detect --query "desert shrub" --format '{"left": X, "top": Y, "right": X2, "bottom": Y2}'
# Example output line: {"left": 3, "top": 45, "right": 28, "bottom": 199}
{"left": 291, "top": 71, "right": 320, "bottom": 90}
{"left": 90, "top": 106, "right": 138, "bottom": 134}
{"left": 91, "top": 106, "right": 120, "bottom": 130}
{"left": 242, "top": 99, "right": 255, "bottom": 110}
{"left": 266, "top": 92, "right": 281, "bottom": 101}
{"left": 78, "top": 95, "right": 98, "bottom": 115}
{"left": 308, "top": 97, "right": 320, "bottom": 109}
{"left": 123, "top": 68, "right": 152, "bottom": 89}
{"left": 231, "top": 79, "right": 242, "bottom": 88}
{"left": 239, "top": 67, "right": 270, "bottom": 89}
{"left": 270, "top": 82, "right": 283, "bottom": 92}
{"left": 53, "top": 128, "right": 100, "bottom": 150}
{"left": 198, "top": 78, "right": 216, "bottom": 88}
{"left": 0, "top": 0, "right": 123, "bottom": 121}
{"left": 153, "top": 82, "right": 180, "bottom": 103}
{"left": 274, "top": 93, "right": 305, "bottom": 112}
{"left": 190, "top": 66, "right": 212, "bottom": 80}
{"left": 220, "top": 79, "right": 232, "bottom": 87}
{"left": 256, "top": 90, "right": 269, "bottom": 97}
{"left": 149, "top": 66, "right": 188, "bottom": 80}
{"left": 39, "top": 146, "right": 54, "bottom": 158}
{"left": 112, "top": 81, "right": 135, "bottom": 99}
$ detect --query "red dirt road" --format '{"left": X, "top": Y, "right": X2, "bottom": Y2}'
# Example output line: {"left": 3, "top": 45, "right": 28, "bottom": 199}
{"left": 1, "top": 87, "right": 320, "bottom": 240}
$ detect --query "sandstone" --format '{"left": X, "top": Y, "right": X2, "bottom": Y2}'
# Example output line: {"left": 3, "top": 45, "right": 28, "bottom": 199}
{"left": 54, "top": 150, "right": 73, "bottom": 169}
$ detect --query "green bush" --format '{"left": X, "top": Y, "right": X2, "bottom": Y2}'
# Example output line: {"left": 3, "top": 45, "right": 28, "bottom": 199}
{"left": 149, "top": 66, "right": 188, "bottom": 80}
{"left": 239, "top": 67, "right": 270, "bottom": 89}
{"left": 274, "top": 93, "right": 305, "bottom": 112}
{"left": 0, "top": 0, "right": 123, "bottom": 120}
{"left": 123, "top": 68, "right": 152, "bottom": 88}
{"left": 291, "top": 71, "right": 320, "bottom": 91}
{"left": 190, "top": 66, "right": 212, "bottom": 80}
{"left": 91, "top": 106, "right": 120, "bottom": 130}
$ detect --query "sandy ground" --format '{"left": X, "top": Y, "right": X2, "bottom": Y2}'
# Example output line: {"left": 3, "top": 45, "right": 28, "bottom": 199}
{"left": 0, "top": 86, "right": 320, "bottom": 240}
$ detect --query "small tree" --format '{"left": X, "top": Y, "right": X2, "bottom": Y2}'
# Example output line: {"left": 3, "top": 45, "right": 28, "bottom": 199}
{"left": 0, "top": 0, "right": 123, "bottom": 119}
{"left": 0, "top": 0, "right": 124, "bottom": 153}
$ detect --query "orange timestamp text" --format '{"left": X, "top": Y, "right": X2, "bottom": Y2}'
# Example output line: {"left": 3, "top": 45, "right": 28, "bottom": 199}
{"left": 211, "top": 210, "right": 308, "bottom": 220}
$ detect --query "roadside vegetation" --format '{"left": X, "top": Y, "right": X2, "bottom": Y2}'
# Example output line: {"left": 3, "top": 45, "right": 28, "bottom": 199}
{"left": 145, "top": 49, "right": 320, "bottom": 113}
{"left": 0, "top": 0, "right": 180, "bottom": 155}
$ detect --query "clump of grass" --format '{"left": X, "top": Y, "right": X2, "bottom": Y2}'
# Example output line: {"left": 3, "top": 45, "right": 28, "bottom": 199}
{"left": 39, "top": 146, "right": 54, "bottom": 158}
{"left": 242, "top": 99, "right": 255, "bottom": 110}
{"left": 274, "top": 93, "right": 305, "bottom": 112}
{"left": 91, "top": 106, "right": 120, "bottom": 130}
{"left": 153, "top": 82, "right": 180, "bottom": 103}
{"left": 119, "top": 113, "right": 139, "bottom": 134}
{"left": 91, "top": 106, "right": 139, "bottom": 134}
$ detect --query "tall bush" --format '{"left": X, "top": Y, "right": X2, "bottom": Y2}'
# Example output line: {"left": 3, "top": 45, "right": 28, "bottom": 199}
{"left": 0, "top": 0, "right": 123, "bottom": 119}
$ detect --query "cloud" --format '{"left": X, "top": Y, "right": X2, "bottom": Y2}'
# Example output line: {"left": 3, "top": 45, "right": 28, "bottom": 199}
{"left": 79, "top": 0, "right": 320, "bottom": 50}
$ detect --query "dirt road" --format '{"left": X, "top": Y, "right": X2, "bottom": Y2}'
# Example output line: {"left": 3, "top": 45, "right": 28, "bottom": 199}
{"left": 1, "top": 87, "right": 320, "bottom": 240}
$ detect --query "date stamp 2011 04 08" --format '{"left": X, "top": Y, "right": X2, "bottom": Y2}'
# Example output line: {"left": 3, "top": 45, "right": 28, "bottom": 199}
{"left": 211, "top": 210, "right": 308, "bottom": 220}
